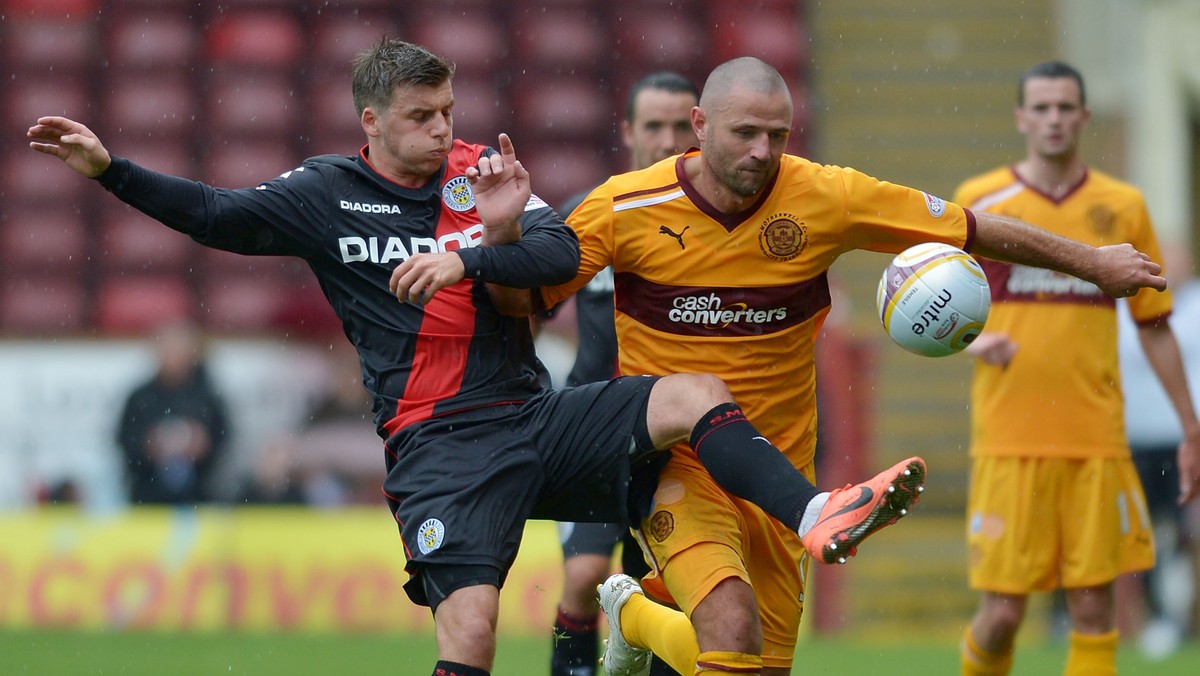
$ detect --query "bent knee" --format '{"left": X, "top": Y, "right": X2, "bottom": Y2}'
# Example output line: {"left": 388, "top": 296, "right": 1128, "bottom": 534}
{"left": 658, "top": 373, "right": 731, "bottom": 409}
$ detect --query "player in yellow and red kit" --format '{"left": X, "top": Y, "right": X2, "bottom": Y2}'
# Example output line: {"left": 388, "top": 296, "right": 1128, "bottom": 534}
{"left": 503, "top": 57, "right": 1169, "bottom": 676}
{"left": 955, "top": 61, "right": 1200, "bottom": 676}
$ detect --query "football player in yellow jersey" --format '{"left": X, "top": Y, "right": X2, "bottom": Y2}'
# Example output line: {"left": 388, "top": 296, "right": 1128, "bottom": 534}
{"left": 955, "top": 61, "right": 1200, "bottom": 676}
{"left": 485, "top": 56, "right": 1168, "bottom": 675}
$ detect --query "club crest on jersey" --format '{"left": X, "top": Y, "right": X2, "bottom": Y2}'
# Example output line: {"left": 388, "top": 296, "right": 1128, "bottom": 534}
{"left": 758, "top": 214, "right": 807, "bottom": 262}
{"left": 1087, "top": 205, "right": 1115, "bottom": 236}
{"left": 417, "top": 517, "right": 446, "bottom": 555}
{"left": 442, "top": 176, "right": 475, "bottom": 212}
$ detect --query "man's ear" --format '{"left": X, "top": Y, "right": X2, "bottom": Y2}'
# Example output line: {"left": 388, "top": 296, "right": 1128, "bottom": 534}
{"left": 361, "top": 107, "right": 380, "bottom": 137}
{"left": 692, "top": 106, "right": 706, "bottom": 142}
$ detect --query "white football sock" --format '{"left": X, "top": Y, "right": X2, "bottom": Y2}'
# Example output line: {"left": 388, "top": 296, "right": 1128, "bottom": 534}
{"left": 797, "top": 491, "right": 830, "bottom": 537}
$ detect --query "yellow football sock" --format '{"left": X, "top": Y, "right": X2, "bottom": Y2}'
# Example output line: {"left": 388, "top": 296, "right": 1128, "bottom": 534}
{"left": 960, "top": 626, "right": 1013, "bottom": 675}
{"left": 620, "top": 592, "right": 700, "bottom": 674}
{"left": 694, "top": 650, "right": 762, "bottom": 674}
{"left": 1064, "top": 629, "right": 1117, "bottom": 676}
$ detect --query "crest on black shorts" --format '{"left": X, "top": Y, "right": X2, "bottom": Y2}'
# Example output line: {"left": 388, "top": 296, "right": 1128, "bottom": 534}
{"left": 418, "top": 517, "right": 446, "bottom": 554}
{"left": 649, "top": 510, "right": 674, "bottom": 542}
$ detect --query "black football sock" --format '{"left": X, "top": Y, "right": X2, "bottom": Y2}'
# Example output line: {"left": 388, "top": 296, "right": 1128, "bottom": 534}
{"left": 691, "top": 402, "right": 819, "bottom": 533}
{"left": 551, "top": 606, "right": 599, "bottom": 676}
{"left": 432, "top": 660, "right": 489, "bottom": 676}
{"left": 649, "top": 654, "right": 685, "bottom": 676}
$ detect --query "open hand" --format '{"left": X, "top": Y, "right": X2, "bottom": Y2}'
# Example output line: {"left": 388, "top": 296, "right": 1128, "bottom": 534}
{"left": 27, "top": 116, "right": 112, "bottom": 178}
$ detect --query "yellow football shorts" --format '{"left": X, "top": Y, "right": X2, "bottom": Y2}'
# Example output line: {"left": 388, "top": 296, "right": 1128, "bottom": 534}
{"left": 967, "top": 455, "right": 1154, "bottom": 592}
{"left": 635, "top": 452, "right": 811, "bottom": 670}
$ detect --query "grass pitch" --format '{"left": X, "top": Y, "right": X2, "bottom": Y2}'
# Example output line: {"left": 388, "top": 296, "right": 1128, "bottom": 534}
{"left": 2, "top": 630, "right": 1199, "bottom": 674}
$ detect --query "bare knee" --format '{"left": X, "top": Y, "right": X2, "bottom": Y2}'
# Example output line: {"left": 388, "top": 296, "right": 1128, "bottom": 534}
{"left": 690, "top": 577, "right": 762, "bottom": 655}
{"left": 973, "top": 592, "right": 1027, "bottom": 649}
{"left": 646, "top": 374, "right": 733, "bottom": 447}
{"left": 435, "top": 585, "right": 499, "bottom": 668}
{"left": 560, "top": 554, "right": 610, "bottom": 617}
{"left": 1065, "top": 584, "right": 1115, "bottom": 633}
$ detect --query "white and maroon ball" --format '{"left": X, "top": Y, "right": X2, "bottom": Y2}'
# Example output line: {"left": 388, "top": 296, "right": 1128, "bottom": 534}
{"left": 875, "top": 242, "right": 991, "bottom": 357}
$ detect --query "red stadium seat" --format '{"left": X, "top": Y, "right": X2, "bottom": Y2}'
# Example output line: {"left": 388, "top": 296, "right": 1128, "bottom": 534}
{"left": 95, "top": 275, "right": 197, "bottom": 335}
{"left": 612, "top": 9, "right": 707, "bottom": 67}
{"left": 106, "top": 8, "right": 200, "bottom": 68}
{"left": 412, "top": 13, "right": 506, "bottom": 70}
{"left": 104, "top": 76, "right": 196, "bottom": 134}
{"left": 710, "top": 5, "right": 807, "bottom": 69}
{"left": 198, "top": 248, "right": 300, "bottom": 280}
{"left": 307, "top": 128, "right": 365, "bottom": 159}
{"left": 0, "top": 206, "right": 88, "bottom": 272}
{"left": 1, "top": 149, "right": 88, "bottom": 204}
{"left": 205, "top": 10, "right": 305, "bottom": 67}
{"left": 309, "top": 69, "right": 362, "bottom": 139}
{"left": 2, "top": 15, "right": 97, "bottom": 70}
{"left": 5, "top": 78, "right": 90, "bottom": 131}
{"left": 448, "top": 75, "right": 505, "bottom": 143}
{"left": 518, "top": 142, "right": 612, "bottom": 211}
{"left": 0, "top": 273, "right": 88, "bottom": 335}
{"left": 98, "top": 209, "right": 196, "bottom": 272}
{"left": 203, "top": 139, "right": 302, "bottom": 189}
{"left": 311, "top": 11, "right": 399, "bottom": 67}
{"left": 513, "top": 10, "right": 607, "bottom": 70}
{"left": 206, "top": 71, "right": 302, "bottom": 137}
{"left": 200, "top": 275, "right": 292, "bottom": 334}
{"left": 2, "top": 0, "right": 99, "bottom": 16}
{"left": 101, "top": 139, "right": 199, "bottom": 179}
{"left": 512, "top": 78, "right": 611, "bottom": 139}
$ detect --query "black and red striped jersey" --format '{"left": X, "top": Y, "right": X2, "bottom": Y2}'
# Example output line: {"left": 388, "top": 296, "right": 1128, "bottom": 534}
{"left": 97, "top": 140, "right": 579, "bottom": 439}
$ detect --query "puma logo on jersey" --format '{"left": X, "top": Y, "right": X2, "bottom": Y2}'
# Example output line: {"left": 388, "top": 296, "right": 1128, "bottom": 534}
{"left": 658, "top": 225, "right": 689, "bottom": 249}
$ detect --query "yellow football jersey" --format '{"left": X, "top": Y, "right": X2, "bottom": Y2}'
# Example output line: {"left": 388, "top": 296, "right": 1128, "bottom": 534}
{"left": 541, "top": 149, "right": 973, "bottom": 467}
{"left": 954, "top": 167, "right": 1172, "bottom": 459}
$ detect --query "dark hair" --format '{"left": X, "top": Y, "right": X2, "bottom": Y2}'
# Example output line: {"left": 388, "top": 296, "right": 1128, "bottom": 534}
{"left": 351, "top": 38, "right": 456, "bottom": 116}
{"left": 624, "top": 71, "right": 700, "bottom": 122}
{"left": 1018, "top": 61, "right": 1086, "bottom": 106}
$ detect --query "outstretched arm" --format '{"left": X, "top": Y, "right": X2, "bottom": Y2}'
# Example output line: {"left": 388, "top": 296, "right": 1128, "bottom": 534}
{"left": 27, "top": 116, "right": 112, "bottom": 177}
{"left": 971, "top": 212, "right": 1165, "bottom": 298}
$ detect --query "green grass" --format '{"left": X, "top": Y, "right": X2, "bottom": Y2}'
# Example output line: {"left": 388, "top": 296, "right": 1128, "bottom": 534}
{"left": 2, "top": 630, "right": 1199, "bottom": 675}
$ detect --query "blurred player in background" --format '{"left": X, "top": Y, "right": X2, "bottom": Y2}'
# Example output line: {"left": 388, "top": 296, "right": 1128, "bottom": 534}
{"left": 495, "top": 56, "right": 1169, "bottom": 675}
{"left": 954, "top": 60, "right": 1200, "bottom": 676}
{"left": 29, "top": 39, "right": 926, "bottom": 676}
{"left": 1118, "top": 246, "right": 1200, "bottom": 658}
{"left": 551, "top": 71, "right": 699, "bottom": 676}
{"left": 116, "top": 319, "right": 229, "bottom": 505}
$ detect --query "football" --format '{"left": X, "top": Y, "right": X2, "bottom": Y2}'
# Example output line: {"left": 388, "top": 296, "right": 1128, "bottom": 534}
{"left": 875, "top": 242, "right": 991, "bottom": 357}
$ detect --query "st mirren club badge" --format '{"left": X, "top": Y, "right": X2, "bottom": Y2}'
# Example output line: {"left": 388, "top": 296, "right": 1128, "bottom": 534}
{"left": 758, "top": 214, "right": 807, "bottom": 261}
{"left": 442, "top": 175, "right": 475, "bottom": 212}
{"left": 649, "top": 510, "right": 675, "bottom": 542}
{"left": 417, "top": 518, "right": 446, "bottom": 554}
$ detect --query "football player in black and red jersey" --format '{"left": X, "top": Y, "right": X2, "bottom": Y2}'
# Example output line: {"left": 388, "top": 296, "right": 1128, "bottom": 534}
{"left": 29, "top": 39, "right": 927, "bottom": 676}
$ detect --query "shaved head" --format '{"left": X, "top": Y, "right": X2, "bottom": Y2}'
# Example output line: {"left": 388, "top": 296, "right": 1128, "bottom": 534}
{"left": 699, "top": 57, "right": 791, "bottom": 115}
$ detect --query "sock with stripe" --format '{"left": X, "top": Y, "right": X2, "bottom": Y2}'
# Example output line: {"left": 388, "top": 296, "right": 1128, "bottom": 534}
{"left": 694, "top": 650, "right": 763, "bottom": 674}
{"left": 960, "top": 625, "right": 1013, "bottom": 675}
{"left": 691, "top": 403, "right": 820, "bottom": 532}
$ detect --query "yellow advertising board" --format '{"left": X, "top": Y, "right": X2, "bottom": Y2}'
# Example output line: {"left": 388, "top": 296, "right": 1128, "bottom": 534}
{"left": 0, "top": 507, "right": 567, "bottom": 634}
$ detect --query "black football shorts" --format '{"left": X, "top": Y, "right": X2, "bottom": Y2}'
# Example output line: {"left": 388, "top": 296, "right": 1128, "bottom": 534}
{"left": 384, "top": 375, "right": 663, "bottom": 606}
